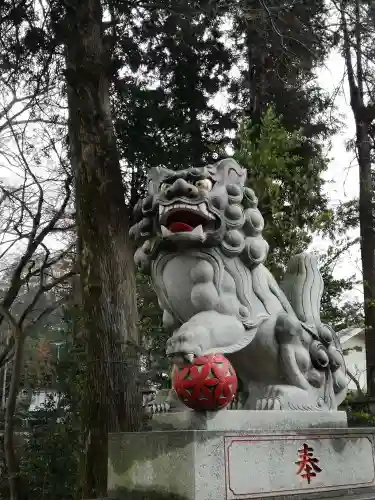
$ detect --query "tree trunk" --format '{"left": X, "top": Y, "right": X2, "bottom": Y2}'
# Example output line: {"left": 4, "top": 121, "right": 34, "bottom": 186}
{"left": 64, "top": 0, "right": 142, "bottom": 497}
{"left": 246, "top": 29, "right": 264, "bottom": 125}
{"left": 357, "top": 123, "right": 375, "bottom": 396}
{"left": 341, "top": 1, "right": 375, "bottom": 397}
{"left": 4, "top": 331, "right": 26, "bottom": 500}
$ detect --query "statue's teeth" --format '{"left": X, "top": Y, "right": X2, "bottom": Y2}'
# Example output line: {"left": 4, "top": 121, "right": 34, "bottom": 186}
{"left": 191, "top": 225, "right": 204, "bottom": 237}
{"left": 161, "top": 225, "right": 173, "bottom": 237}
{"left": 161, "top": 203, "right": 212, "bottom": 218}
{"left": 199, "top": 203, "right": 208, "bottom": 215}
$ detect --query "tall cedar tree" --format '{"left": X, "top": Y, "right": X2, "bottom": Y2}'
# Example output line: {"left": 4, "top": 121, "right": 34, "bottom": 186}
{"left": 337, "top": 0, "right": 375, "bottom": 395}
{"left": 58, "top": 0, "right": 142, "bottom": 495}
{"left": 109, "top": 1, "right": 235, "bottom": 208}
{"left": 230, "top": 1, "right": 330, "bottom": 128}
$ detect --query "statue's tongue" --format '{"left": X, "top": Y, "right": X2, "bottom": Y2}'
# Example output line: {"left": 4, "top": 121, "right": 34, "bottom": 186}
{"left": 168, "top": 222, "right": 193, "bottom": 233}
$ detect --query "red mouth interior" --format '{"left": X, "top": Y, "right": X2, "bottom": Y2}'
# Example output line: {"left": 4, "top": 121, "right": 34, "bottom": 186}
{"left": 167, "top": 210, "right": 207, "bottom": 233}
{"left": 169, "top": 222, "right": 193, "bottom": 233}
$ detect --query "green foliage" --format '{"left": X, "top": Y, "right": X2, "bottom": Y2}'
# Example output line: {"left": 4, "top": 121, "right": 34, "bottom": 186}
{"left": 317, "top": 200, "right": 362, "bottom": 330}
{"left": 19, "top": 396, "right": 80, "bottom": 500}
{"left": 347, "top": 411, "right": 375, "bottom": 426}
{"left": 137, "top": 273, "right": 170, "bottom": 389}
{"left": 111, "top": 1, "right": 233, "bottom": 208}
{"left": 22, "top": 337, "right": 56, "bottom": 392}
{"left": 320, "top": 199, "right": 359, "bottom": 239}
{"left": 0, "top": 2, "right": 362, "bottom": 494}
{"left": 234, "top": 109, "right": 361, "bottom": 327}
{"left": 341, "top": 392, "right": 375, "bottom": 425}
{"left": 234, "top": 108, "right": 329, "bottom": 278}
{"left": 320, "top": 262, "right": 363, "bottom": 330}
{"left": 230, "top": 0, "right": 335, "bottom": 184}
{"left": 0, "top": 310, "right": 83, "bottom": 500}
{"left": 108, "top": 0, "right": 335, "bottom": 212}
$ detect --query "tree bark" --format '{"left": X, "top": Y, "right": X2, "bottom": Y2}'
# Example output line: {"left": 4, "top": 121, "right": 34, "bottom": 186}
{"left": 246, "top": 28, "right": 264, "bottom": 125}
{"left": 64, "top": 0, "right": 142, "bottom": 497}
{"left": 357, "top": 122, "right": 375, "bottom": 396}
{"left": 355, "top": 3, "right": 375, "bottom": 399}
{"left": 341, "top": 1, "right": 375, "bottom": 396}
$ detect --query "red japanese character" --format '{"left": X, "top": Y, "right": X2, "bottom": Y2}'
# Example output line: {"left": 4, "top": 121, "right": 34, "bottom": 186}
{"left": 296, "top": 443, "right": 322, "bottom": 484}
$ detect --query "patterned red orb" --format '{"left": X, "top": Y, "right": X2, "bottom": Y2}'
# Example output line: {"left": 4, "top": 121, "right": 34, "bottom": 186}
{"left": 172, "top": 354, "right": 238, "bottom": 411}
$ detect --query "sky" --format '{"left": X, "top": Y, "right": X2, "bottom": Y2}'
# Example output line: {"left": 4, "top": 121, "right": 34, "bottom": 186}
{"left": 317, "top": 51, "right": 358, "bottom": 203}
{"left": 313, "top": 50, "right": 362, "bottom": 302}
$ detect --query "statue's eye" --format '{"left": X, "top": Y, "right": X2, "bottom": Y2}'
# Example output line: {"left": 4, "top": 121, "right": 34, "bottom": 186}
{"left": 195, "top": 179, "right": 213, "bottom": 191}
{"left": 160, "top": 183, "right": 169, "bottom": 193}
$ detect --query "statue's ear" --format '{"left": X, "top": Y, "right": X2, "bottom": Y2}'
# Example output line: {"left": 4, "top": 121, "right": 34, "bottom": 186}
{"left": 208, "top": 158, "right": 247, "bottom": 186}
{"left": 148, "top": 166, "right": 174, "bottom": 194}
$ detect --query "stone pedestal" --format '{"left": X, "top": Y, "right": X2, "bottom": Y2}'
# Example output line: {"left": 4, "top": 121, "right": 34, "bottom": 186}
{"left": 107, "top": 411, "right": 375, "bottom": 500}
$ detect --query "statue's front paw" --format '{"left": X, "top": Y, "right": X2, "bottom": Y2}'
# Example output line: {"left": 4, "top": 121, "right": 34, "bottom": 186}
{"left": 166, "top": 325, "right": 209, "bottom": 365}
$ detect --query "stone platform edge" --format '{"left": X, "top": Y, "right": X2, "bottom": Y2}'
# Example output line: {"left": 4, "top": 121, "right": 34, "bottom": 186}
{"left": 150, "top": 410, "right": 348, "bottom": 431}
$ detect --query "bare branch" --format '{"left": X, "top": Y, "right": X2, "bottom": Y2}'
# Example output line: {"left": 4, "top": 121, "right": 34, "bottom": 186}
{"left": 0, "top": 341, "right": 14, "bottom": 371}
{"left": 0, "top": 174, "right": 73, "bottom": 330}
{"left": 347, "top": 368, "right": 365, "bottom": 397}
{"left": 321, "top": 237, "right": 361, "bottom": 271}
{"left": 28, "top": 296, "right": 67, "bottom": 334}
{"left": 19, "top": 270, "right": 76, "bottom": 328}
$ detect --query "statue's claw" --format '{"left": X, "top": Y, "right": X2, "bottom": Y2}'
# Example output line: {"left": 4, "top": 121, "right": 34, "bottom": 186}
{"left": 185, "top": 353, "right": 195, "bottom": 364}
{"left": 255, "top": 385, "right": 282, "bottom": 410}
{"left": 168, "top": 352, "right": 195, "bottom": 367}
{"left": 145, "top": 402, "right": 171, "bottom": 415}
{"left": 166, "top": 325, "right": 207, "bottom": 361}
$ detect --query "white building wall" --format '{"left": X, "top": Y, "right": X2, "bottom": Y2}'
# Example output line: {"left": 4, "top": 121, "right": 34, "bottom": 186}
{"left": 342, "top": 334, "right": 366, "bottom": 392}
{"left": 29, "top": 390, "right": 59, "bottom": 411}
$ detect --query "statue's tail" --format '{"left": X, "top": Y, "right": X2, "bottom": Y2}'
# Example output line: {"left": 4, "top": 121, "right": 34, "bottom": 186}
{"left": 280, "top": 252, "right": 348, "bottom": 407}
{"left": 280, "top": 252, "right": 323, "bottom": 329}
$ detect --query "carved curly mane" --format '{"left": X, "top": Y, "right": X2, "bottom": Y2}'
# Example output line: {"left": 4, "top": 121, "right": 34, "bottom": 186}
{"left": 130, "top": 159, "right": 269, "bottom": 270}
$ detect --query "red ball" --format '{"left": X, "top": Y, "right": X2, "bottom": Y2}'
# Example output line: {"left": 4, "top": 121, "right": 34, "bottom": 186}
{"left": 172, "top": 354, "right": 238, "bottom": 411}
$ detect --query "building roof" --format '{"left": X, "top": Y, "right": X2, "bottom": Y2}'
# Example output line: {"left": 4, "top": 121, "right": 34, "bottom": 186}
{"left": 337, "top": 327, "right": 364, "bottom": 344}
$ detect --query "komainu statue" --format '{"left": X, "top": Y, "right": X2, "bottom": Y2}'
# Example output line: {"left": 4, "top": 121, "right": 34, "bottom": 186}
{"left": 130, "top": 158, "right": 348, "bottom": 411}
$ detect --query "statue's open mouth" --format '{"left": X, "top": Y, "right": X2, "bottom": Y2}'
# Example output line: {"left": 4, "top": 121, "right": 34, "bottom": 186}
{"left": 158, "top": 203, "right": 216, "bottom": 240}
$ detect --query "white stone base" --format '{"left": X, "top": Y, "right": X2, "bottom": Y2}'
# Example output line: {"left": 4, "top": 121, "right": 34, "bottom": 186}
{"left": 108, "top": 424, "right": 375, "bottom": 499}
